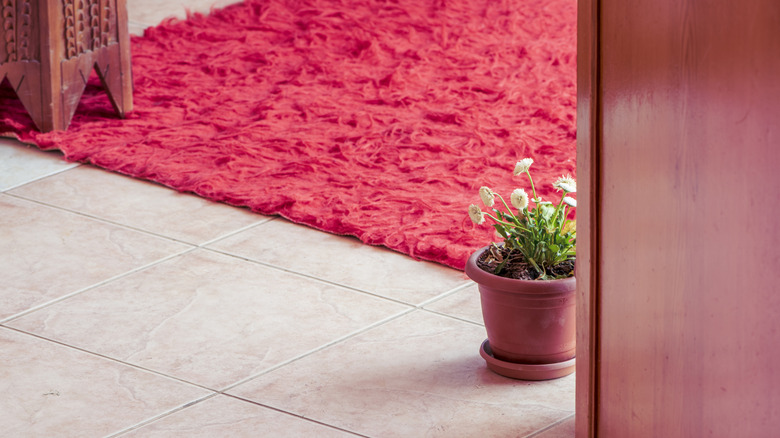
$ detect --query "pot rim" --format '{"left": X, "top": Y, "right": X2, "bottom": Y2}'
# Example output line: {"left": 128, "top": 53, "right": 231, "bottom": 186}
{"left": 465, "top": 245, "right": 575, "bottom": 292}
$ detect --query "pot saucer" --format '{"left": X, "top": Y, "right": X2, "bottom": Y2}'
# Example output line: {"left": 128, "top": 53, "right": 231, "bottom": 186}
{"left": 480, "top": 340, "right": 575, "bottom": 381}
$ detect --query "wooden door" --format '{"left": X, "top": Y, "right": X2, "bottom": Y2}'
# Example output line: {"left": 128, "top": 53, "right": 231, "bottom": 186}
{"left": 576, "top": 0, "right": 780, "bottom": 436}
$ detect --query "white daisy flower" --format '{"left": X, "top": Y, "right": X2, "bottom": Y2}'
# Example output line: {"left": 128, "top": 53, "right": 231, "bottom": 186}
{"left": 553, "top": 174, "right": 577, "bottom": 193}
{"left": 479, "top": 186, "right": 495, "bottom": 207}
{"left": 513, "top": 158, "right": 533, "bottom": 175}
{"left": 510, "top": 188, "right": 529, "bottom": 210}
{"left": 468, "top": 204, "right": 485, "bottom": 225}
{"left": 563, "top": 196, "right": 577, "bottom": 207}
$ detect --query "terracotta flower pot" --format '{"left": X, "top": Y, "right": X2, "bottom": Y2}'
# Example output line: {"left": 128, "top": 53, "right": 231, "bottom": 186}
{"left": 465, "top": 246, "right": 576, "bottom": 380}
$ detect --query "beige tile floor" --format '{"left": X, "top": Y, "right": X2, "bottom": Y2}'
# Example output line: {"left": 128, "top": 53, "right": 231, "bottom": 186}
{"left": 0, "top": 1, "right": 575, "bottom": 436}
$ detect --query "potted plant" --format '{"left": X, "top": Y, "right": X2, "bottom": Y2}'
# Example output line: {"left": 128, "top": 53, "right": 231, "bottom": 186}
{"left": 466, "top": 158, "right": 577, "bottom": 380}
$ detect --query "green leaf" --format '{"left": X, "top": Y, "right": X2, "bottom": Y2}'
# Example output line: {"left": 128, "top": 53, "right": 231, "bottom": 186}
{"left": 493, "top": 224, "right": 508, "bottom": 239}
{"left": 494, "top": 257, "right": 509, "bottom": 275}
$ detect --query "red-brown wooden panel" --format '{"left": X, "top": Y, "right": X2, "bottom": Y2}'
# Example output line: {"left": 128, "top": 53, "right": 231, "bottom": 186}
{"left": 575, "top": 0, "right": 598, "bottom": 435}
{"left": 579, "top": 0, "right": 780, "bottom": 436}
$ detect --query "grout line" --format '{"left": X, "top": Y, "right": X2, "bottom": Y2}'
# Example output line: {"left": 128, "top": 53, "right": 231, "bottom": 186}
{"left": 26, "top": 307, "right": 419, "bottom": 435}
{"left": 420, "top": 307, "right": 483, "bottom": 327}
{"left": 105, "top": 393, "right": 221, "bottom": 437}
{"left": 222, "top": 394, "right": 370, "bottom": 438}
{"left": 1, "top": 162, "right": 81, "bottom": 193}
{"left": 6, "top": 195, "right": 465, "bottom": 318}
{"left": 412, "top": 282, "right": 484, "bottom": 326}
{"left": 0, "top": 247, "right": 196, "bottom": 324}
{"left": 109, "top": 391, "right": 369, "bottom": 438}
{"left": 201, "top": 246, "right": 424, "bottom": 308}
{"left": 3, "top": 192, "right": 198, "bottom": 245}
{"left": 203, "top": 237, "right": 471, "bottom": 310}
{"left": 6, "top": 176, "right": 464, "bottom": 314}
{"left": 2, "top": 306, "right": 421, "bottom": 437}
{"left": 414, "top": 281, "right": 473, "bottom": 308}
{"left": 5, "top": 190, "right": 275, "bottom": 248}
{"left": 0, "top": 325, "right": 218, "bottom": 393}
{"left": 217, "top": 307, "right": 417, "bottom": 393}
{"left": 196, "top": 216, "right": 278, "bottom": 248}
{"left": 523, "top": 412, "right": 576, "bottom": 438}
{"left": 210, "top": 284, "right": 484, "bottom": 395}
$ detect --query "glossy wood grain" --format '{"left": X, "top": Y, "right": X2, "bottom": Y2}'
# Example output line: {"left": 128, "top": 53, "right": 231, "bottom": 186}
{"left": 580, "top": 0, "right": 780, "bottom": 435}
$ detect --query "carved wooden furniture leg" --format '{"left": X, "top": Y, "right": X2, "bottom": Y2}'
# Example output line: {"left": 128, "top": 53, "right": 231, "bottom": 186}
{"left": 1, "top": 0, "right": 132, "bottom": 132}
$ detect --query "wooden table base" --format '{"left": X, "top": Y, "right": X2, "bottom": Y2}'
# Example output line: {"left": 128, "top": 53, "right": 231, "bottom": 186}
{"left": 0, "top": 0, "right": 132, "bottom": 132}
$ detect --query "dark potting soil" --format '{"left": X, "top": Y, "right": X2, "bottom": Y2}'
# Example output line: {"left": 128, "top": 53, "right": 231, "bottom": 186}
{"left": 476, "top": 245, "right": 575, "bottom": 280}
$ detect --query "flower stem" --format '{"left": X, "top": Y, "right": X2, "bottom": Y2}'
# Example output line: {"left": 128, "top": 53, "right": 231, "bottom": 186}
{"left": 525, "top": 170, "right": 543, "bottom": 225}
{"left": 526, "top": 255, "right": 546, "bottom": 279}
{"left": 484, "top": 212, "right": 531, "bottom": 233}
{"left": 494, "top": 193, "right": 520, "bottom": 221}
{"left": 553, "top": 192, "right": 567, "bottom": 231}
{"left": 483, "top": 212, "right": 514, "bottom": 227}
{"left": 525, "top": 171, "right": 539, "bottom": 203}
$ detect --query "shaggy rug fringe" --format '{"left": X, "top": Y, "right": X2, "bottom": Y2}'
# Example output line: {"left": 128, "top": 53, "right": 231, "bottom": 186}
{"left": 0, "top": 0, "right": 576, "bottom": 270}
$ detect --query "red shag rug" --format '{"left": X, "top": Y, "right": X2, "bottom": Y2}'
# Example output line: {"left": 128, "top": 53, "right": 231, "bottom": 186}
{"left": 0, "top": 0, "right": 576, "bottom": 270}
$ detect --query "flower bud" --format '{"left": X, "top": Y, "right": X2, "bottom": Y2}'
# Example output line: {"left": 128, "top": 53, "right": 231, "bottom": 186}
{"left": 479, "top": 186, "right": 495, "bottom": 207}
{"left": 513, "top": 158, "right": 533, "bottom": 175}
{"left": 468, "top": 204, "right": 485, "bottom": 225}
{"left": 554, "top": 175, "right": 577, "bottom": 193}
{"left": 510, "top": 188, "right": 529, "bottom": 210}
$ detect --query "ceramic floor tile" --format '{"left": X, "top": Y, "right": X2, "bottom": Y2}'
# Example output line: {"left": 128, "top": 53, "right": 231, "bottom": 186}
{"left": 229, "top": 311, "right": 575, "bottom": 438}
{"left": 0, "top": 138, "right": 77, "bottom": 191}
{"left": 0, "top": 195, "right": 190, "bottom": 321}
{"left": 531, "top": 414, "right": 575, "bottom": 438}
{"left": 425, "top": 283, "right": 483, "bottom": 325}
{"left": 129, "top": 21, "right": 148, "bottom": 36}
{"left": 127, "top": 0, "right": 242, "bottom": 26}
{"left": 10, "top": 165, "right": 267, "bottom": 244}
{"left": 209, "top": 219, "right": 470, "bottom": 304}
{"left": 8, "top": 249, "right": 410, "bottom": 389}
{"left": 119, "top": 394, "right": 358, "bottom": 437}
{"left": 0, "top": 328, "right": 210, "bottom": 437}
